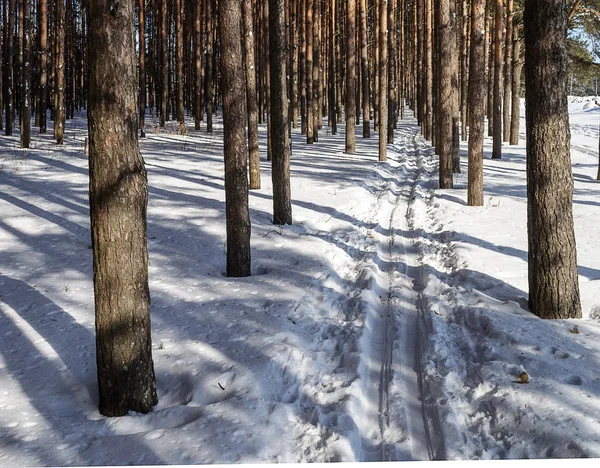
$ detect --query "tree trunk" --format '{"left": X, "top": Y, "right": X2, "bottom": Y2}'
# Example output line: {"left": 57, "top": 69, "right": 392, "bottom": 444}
{"left": 486, "top": 8, "right": 493, "bottom": 136}
{"left": 503, "top": 0, "right": 512, "bottom": 142}
{"left": 438, "top": 0, "right": 458, "bottom": 188}
{"left": 55, "top": 0, "right": 65, "bottom": 144}
{"left": 87, "top": 0, "right": 158, "bottom": 417}
{"left": 424, "top": 0, "right": 433, "bottom": 140}
{"left": 269, "top": 0, "right": 293, "bottom": 225}
{"left": 345, "top": 0, "right": 357, "bottom": 153}
{"left": 467, "top": 0, "right": 486, "bottom": 206}
{"left": 39, "top": 0, "right": 48, "bottom": 133}
{"left": 509, "top": 35, "right": 522, "bottom": 145}
{"left": 492, "top": 0, "right": 502, "bottom": 158}
{"left": 379, "top": 0, "right": 388, "bottom": 161}
{"left": 20, "top": 0, "right": 31, "bottom": 148}
{"left": 460, "top": 0, "right": 468, "bottom": 141}
{"left": 139, "top": 0, "right": 146, "bottom": 137}
{"left": 160, "top": 0, "right": 168, "bottom": 126}
{"left": 220, "top": 0, "right": 251, "bottom": 277}
{"left": 194, "top": 0, "right": 202, "bottom": 129}
{"left": 306, "top": 0, "right": 314, "bottom": 143}
{"left": 359, "top": 0, "right": 370, "bottom": 137}
{"left": 243, "top": 0, "right": 260, "bottom": 190}
{"left": 176, "top": 0, "right": 184, "bottom": 130}
{"left": 524, "top": 0, "right": 581, "bottom": 319}
{"left": 206, "top": 0, "right": 213, "bottom": 132}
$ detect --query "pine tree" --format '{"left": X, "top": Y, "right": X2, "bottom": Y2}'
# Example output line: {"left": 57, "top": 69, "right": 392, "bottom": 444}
{"left": 221, "top": 0, "right": 251, "bottom": 277}
{"left": 346, "top": 0, "right": 357, "bottom": 153}
{"left": 269, "top": 0, "right": 293, "bottom": 225}
{"left": 243, "top": 0, "right": 260, "bottom": 190}
{"left": 467, "top": 0, "right": 486, "bottom": 206}
{"left": 524, "top": 0, "right": 581, "bottom": 319}
{"left": 87, "top": 0, "right": 158, "bottom": 416}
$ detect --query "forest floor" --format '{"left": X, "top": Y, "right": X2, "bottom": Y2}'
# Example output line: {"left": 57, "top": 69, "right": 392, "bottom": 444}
{"left": 0, "top": 100, "right": 599, "bottom": 465}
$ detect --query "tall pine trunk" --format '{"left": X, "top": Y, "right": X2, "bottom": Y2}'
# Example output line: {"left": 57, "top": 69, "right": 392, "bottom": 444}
{"left": 379, "top": 0, "right": 388, "bottom": 161}
{"left": 503, "top": 0, "right": 513, "bottom": 143}
{"left": 467, "top": 0, "right": 486, "bottom": 206}
{"left": 491, "top": 0, "right": 502, "bottom": 158}
{"left": 509, "top": 32, "right": 522, "bottom": 145}
{"left": 87, "top": 0, "right": 158, "bottom": 416}
{"left": 243, "top": 0, "right": 260, "bottom": 190}
{"left": 20, "top": 0, "right": 31, "bottom": 148}
{"left": 524, "top": 0, "right": 581, "bottom": 319}
{"left": 345, "top": 0, "right": 356, "bottom": 153}
{"left": 139, "top": 0, "right": 146, "bottom": 137}
{"left": 269, "top": 0, "right": 293, "bottom": 225}
{"left": 221, "top": 0, "right": 251, "bottom": 277}
{"left": 55, "top": 0, "right": 65, "bottom": 144}
{"left": 39, "top": 0, "right": 48, "bottom": 133}
{"left": 359, "top": 0, "right": 370, "bottom": 137}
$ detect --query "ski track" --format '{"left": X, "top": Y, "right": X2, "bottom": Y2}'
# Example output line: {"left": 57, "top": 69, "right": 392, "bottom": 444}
{"left": 295, "top": 111, "right": 446, "bottom": 462}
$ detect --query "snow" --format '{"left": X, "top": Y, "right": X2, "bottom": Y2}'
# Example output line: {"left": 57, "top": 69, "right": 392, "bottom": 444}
{"left": 0, "top": 98, "right": 598, "bottom": 464}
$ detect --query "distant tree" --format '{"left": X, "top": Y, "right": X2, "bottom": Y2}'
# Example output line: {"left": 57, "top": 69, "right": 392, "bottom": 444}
{"left": 269, "top": 0, "right": 293, "bottom": 225}
{"left": 492, "top": 0, "right": 503, "bottom": 159}
{"left": 139, "top": 0, "right": 146, "bottom": 138}
{"left": 243, "top": 0, "right": 261, "bottom": 190}
{"left": 346, "top": 0, "right": 357, "bottom": 153}
{"left": 221, "top": 0, "right": 251, "bottom": 277}
{"left": 54, "top": 0, "right": 66, "bottom": 144}
{"left": 467, "top": 0, "right": 486, "bottom": 206}
{"left": 88, "top": 0, "right": 158, "bottom": 416}
{"left": 39, "top": 0, "right": 48, "bottom": 134}
{"left": 20, "top": 0, "right": 31, "bottom": 148}
{"left": 379, "top": 0, "right": 388, "bottom": 161}
{"left": 359, "top": 0, "right": 370, "bottom": 138}
{"left": 524, "top": 0, "right": 582, "bottom": 319}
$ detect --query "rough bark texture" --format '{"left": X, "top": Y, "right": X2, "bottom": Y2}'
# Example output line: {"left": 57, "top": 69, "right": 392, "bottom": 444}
{"left": 467, "top": 0, "right": 485, "bottom": 206}
{"left": 524, "top": 0, "right": 581, "bottom": 319}
{"left": 206, "top": 0, "right": 214, "bottom": 132}
{"left": 87, "top": 0, "right": 158, "bottom": 417}
{"left": 492, "top": 0, "right": 502, "bottom": 158}
{"left": 160, "top": 0, "right": 168, "bottom": 126}
{"left": 220, "top": 0, "right": 251, "bottom": 277}
{"left": 139, "top": 0, "right": 146, "bottom": 137}
{"left": 438, "top": 0, "right": 457, "bottom": 188}
{"left": 379, "top": 0, "right": 388, "bottom": 161}
{"left": 194, "top": 0, "right": 202, "bottom": 129}
{"left": 510, "top": 34, "right": 522, "bottom": 145}
{"left": 4, "top": 0, "right": 16, "bottom": 136}
{"left": 359, "top": 0, "right": 370, "bottom": 137}
{"left": 20, "top": 0, "right": 31, "bottom": 148}
{"left": 269, "top": 0, "right": 293, "bottom": 225}
{"left": 39, "top": 0, "right": 48, "bottom": 133}
{"left": 54, "top": 0, "right": 66, "bottom": 143}
{"left": 345, "top": 0, "right": 356, "bottom": 153}
{"left": 424, "top": 0, "right": 432, "bottom": 140}
{"left": 502, "top": 0, "right": 513, "bottom": 143}
{"left": 243, "top": 0, "right": 261, "bottom": 190}
{"left": 306, "top": 0, "right": 314, "bottom": 144}
{"left": 460, "top": 0, "right": 468, "bottom": 141}
{"left": 175, "top": 0, "right": 184, "bottom": 128}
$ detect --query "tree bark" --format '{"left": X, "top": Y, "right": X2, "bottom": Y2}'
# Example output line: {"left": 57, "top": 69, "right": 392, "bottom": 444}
{"left": 20, "top": 0, "right": 31, "bottom": 148}
{"left": 524, "top": 0, "right": 581, "bottom": 319}
{"left": 194, "top": 0, "right": 202, "bottom": 129}
{"left": 176, "top": 0, "right": 184, "bottom": 130}
{"left": 306, "top": 0, "right": 314, "bottom": 143}
{"left": 87, "top": 0, "right": 158, "bottom": 416}
{"left": 205, "top": 0, "right": 213, "bottom": 132}
{"left": 359, "top": 0, "right": 370, "bottom": 137}
{"left": 55, "top": 0, "right": 65, "bottom": 144}
{"left": 345, "top": 0, "right": 356, "bottom": 153}
{"left": 460, "top": 0, "right": 468, "bottom": 141}
{"left": 160, "top": 0, "right": 168, "bottom": 126}
{"left": 220, "top": 0, "right": 251, "bottom": 277}
{"left": 269, "top": 0, "right": 293, "bottom": 225}
{"left": 467, "top": 0, "right": 486, "bottom": 206}
{"left": 424, "top": 0, "right": 433, "bottom": 140}
{"left": 503, "top": 0, "right": 513, "bottom": 142}
{"left": 509, "top": 34, "right": 522, "bottom": 145}
{"left": 243, "top": 0, "right": 260, "bottom": 190}
{"left": 39, "top": 0, "right": 48, "bottom": 133}
{"left": 139, "top": 0, "right": 146, "bottom": 137}
{"left": 379, "top": 0, "right": 388, "bottom": 161}
{"left": 492, "top": 0, "right": 502, "bottom": 158}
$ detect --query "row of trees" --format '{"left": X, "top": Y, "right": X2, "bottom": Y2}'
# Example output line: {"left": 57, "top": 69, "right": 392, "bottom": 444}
{"left": 1, "top": 0, "right": 593, "bottom": 415}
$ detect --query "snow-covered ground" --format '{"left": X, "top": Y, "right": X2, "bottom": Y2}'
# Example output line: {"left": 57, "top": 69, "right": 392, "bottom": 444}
{"left": 0, "top": 98, "right": 598, "bottom": 465}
